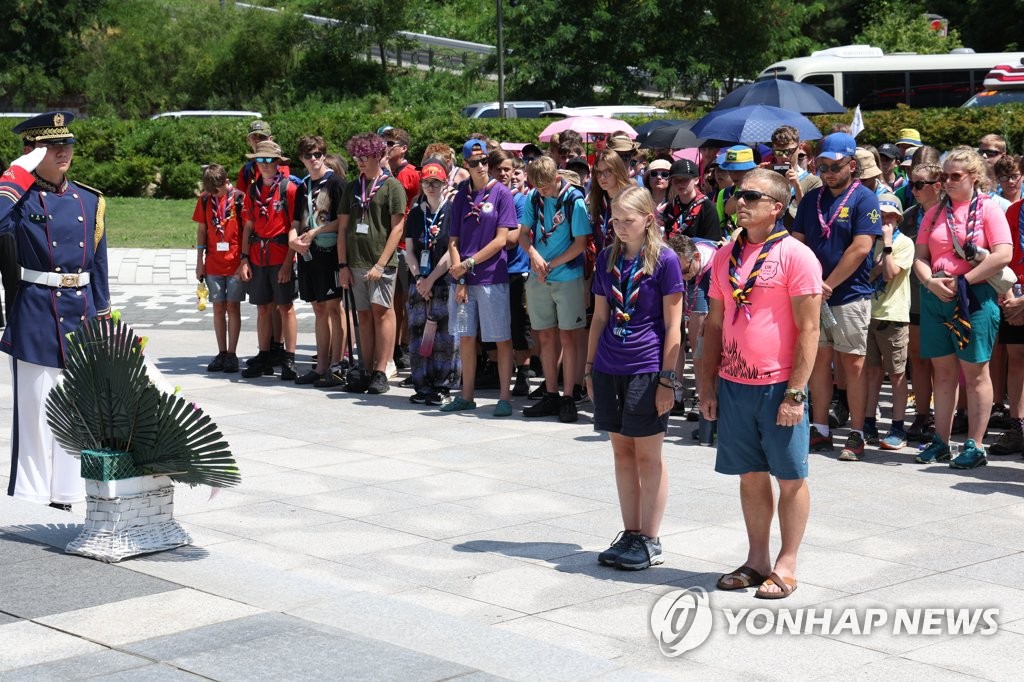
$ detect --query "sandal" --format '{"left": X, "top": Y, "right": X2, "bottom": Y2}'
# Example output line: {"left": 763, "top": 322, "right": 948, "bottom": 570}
{"left": 716, "top": 565, "right": 767, "bottom": 591}
{"left": 754, "top": 572, "right": 797, "bottom": 600}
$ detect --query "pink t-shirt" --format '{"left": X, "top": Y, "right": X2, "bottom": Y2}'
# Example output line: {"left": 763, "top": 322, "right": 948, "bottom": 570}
{"left": 709, "top": 236, "right": 822, "bottom": 385}
{"left": 917, "top": 196, "right": 1012, "bottom": 276}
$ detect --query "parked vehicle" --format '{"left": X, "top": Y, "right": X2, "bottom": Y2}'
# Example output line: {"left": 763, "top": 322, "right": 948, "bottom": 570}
{"left": 461, "top": 101, "right": 555, "bottom": 118}
{"left": 150, "top": 110, "right": 263, "bottom": 120}
{"left": 962, "top": 60, "right": 1024, "bottom": 108}
{"left": 539, "top": 105, "right": 668, "bottom": 118}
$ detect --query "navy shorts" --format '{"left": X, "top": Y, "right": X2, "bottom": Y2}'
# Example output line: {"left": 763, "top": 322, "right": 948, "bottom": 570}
{"left": 592, "top": 370, "right": 669, "bottom": 437}
{"left": 715, "top": 378, "right": 809, "bottom": 480}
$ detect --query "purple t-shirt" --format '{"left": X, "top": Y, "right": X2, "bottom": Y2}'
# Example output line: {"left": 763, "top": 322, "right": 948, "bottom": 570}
{"left": 449, "top": 179, "right": 517, "bottom": 285}
{"left": 591, "top": 245, "right": 685, "bottom": 375}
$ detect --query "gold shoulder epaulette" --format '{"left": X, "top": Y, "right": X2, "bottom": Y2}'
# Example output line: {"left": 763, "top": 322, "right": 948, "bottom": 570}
{"left": 73, "top": 181, "right": 104, "bottom": 196}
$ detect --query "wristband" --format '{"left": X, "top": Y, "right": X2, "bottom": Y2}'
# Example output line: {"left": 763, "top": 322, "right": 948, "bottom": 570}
{"left": 337, "top": 262, "right": 348, "bottom": 270}
{"left": 196, "top": 245, "right": 206, "bottom": 251}
{"left": 466, "top": 257, "right": 476, "bottom": 273}
{"left": 240, "top": 254, "right": 249, "bottom": 260}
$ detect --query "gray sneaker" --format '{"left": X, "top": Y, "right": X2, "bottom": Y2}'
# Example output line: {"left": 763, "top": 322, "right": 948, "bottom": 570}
{"left": 615, "top": 534, "right": 664, "bottom": 571}
{"left": 597, "top": 531, "right": 638, "bottom": 566}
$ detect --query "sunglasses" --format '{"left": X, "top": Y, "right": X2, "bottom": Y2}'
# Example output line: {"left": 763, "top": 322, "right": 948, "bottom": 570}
{"left": 421, "top": 179, "right": 444, "bottom": 189}
{"left": 818, "top": 159, "right": 850, "bottom": 174}
{"left": 736, "top": 189, "right": 783, "bottom": 204}
{"left": 591, "top": 134, "right": 607, "bottom": 142}
{"left": 467, "top": 157, "right": 488, "bottom": 168}
{"left": 998, "top": 174, "right": 1022, "bottom": 183}
{"left": 254, "top": 157, "right": 278, "bottom": 164}
{"left": 772, "top": 147, "right": 797, "bottom": 157}
{"left": 979, "top": 148, "right": 1002, "bottom": 158}
{"left": 302, "top": 151, "right": 324, "bottom": 160}
{"left": 910, "top": 179, "right": 940, "bottom": 190}
{"left": 939, "top": 172, "right": 968, "bottom": 183}
{"left": 386, "top": 140, "right": 404, "bottom": 148}
{"left": 647, "top": 170, "right": 670, "bottom": 180}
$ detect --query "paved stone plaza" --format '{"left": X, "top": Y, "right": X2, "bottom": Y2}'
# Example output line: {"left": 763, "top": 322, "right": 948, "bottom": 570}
{"left": 2, "top": 249, "right": 1024, "bottom": 680}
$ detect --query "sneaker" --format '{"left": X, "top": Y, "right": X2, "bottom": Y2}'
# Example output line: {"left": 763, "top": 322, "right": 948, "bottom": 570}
{"left": 476, "top": 362, "right": 500, "bottom": 390}
{"left": 409, "top": 392, "right": 430, "bottom": 404}
{"left": 989, "top": 404, "right": 1013, "bottom": 429}
{"left": 279, "top": 355, "right": 298, "bottom": 381}
{"left": 315, "top": 371, "right": 345, "bottom": 389}
{"left": 989, "top": 428, "right": 1024, "bottom": 456}
{"left": 268, "top": 344, "right": 286, "bottom": 368}
{"left": 921, "top": 414, "right": 936, "bottom": 442}
{"left": 915, "top": 434, "right": 952, "bottom": 463}
{"left": 906, "top": 413, "right": 929, "bottom": 442}
{"left": 864, "top": 423, "right": 880, "bottom": 446}
{"left": 222, "top": 353, "right": 239, "bottom": 373}
{"left": 878, "top": 430, "right": 907, "bottom": 451}
{"left": 439, "top": 395, "right": 477, "bottom": 412}
{"left": 295, "top": 369, "right": 321, "bottom": 385}
{"left": 572, "top": 383, "right": 589, "bottom": 404}
{"left": 241, "top": 353, "right": 273, "bottom": 378}
{"left": 493, "top": 399, "right": 513, "bottom": 417}
{"left": 400, "top": 376, "right": 415, "bottom": 388}
{"left": 367, "top": 370, "right": 390, "bottom": 394}
{"left": 206, "top": 351, "right": 226, "bottom": 372}
{"left": 615, "top": 534, "right": 664, "bottom": 571}
{"left": 559, "top": 395, "right": 578, "bottom": 423}
{"left": 523, "top": 392, "right": 561, "bottom": 418}
{"left": 809, "top": 426, "right": 835, "bottom": 452}
{"left": 425, "top": 391, "right": 448, "bottom": 406}
{"left": 671, "top": 400, "right": 687, "bottom": 417}
{"left": 951, "top": 410, "right": 968, "bottom": 435}
{"left": 528, "top": 384, "right": 545, "bottom": 400}
{"left": 838, "top": 431, "right": 866, "bottom": 461}
{"left": 512, "top": 368, "right": 531, "bottom": 397}
{"left": 828, "top": 398, "right": 849, "bottom": 429}
{"left": 950, "top": 439, "right": 988, "bottom": 469}
{"left": 385, "top": 361, "right": 398, "bottom": 379}
{"left": 598, "top": 530, "right": 638, "bottom": 566}
{"left": 394, "top": 347, "right": 410, "bottom": 370}
{"left": 685, "top": 398, "right": 700, "bottom": 422}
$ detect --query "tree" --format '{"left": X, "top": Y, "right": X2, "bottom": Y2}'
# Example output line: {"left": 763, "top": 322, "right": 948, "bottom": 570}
{"left": 853, "top": 1, "right": 963, "bottom": 55}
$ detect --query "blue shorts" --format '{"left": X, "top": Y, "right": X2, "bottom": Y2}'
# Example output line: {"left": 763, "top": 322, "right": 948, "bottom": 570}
{"left": 715, "top": 378, "right": 809, "bottom": 480}
{"left": 206, "top": 274, "right": 246, "bottom": 303}
{"left": 686, "top": 276, "right": 710, "bottom": 315}
{"left": 449, "top": 282, "right": 512, "bottom": 342}
{"left": 919, "top": 282, "right": 1000, "bottom": 363}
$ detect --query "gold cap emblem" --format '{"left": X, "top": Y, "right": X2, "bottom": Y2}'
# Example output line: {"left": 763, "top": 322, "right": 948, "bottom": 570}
{"left": 53, "top": 113, "right": 65, "bottom": 126}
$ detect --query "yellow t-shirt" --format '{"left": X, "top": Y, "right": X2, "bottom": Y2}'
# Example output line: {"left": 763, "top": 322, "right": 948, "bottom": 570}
{"left": 870, "top": 232, "right": 914, "bottom": 322}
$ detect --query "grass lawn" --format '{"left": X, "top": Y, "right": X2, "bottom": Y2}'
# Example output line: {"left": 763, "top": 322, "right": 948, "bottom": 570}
{"left": 105, "top": 197, "right": 197, "bottom": 248}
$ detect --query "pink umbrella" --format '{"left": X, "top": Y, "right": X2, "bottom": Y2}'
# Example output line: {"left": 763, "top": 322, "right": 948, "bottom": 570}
{"left": 671, "top": 148, "right": 701, "bottom": 163}
{"left": 538, "top": 117, "right": 638, "bottom": 142}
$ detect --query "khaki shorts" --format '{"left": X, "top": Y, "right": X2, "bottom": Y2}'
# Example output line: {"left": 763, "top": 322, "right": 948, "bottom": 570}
{"left": 820, "top": 297, "right": 870, "bottom": 355}
{"left": 866, "top": 319, "right": 909, "bottom": 374}
{"left": 350, "top": 265, "right": 397, "bottom": 310}
{"left": 526, "top": 276, "right": 586, "bottom": 331}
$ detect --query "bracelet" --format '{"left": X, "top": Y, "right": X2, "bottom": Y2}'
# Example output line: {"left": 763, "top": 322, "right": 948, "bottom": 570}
{"left": 466, "top": 257, "right": 476, "bottom": 273}
{"left": 240, "top": 254, "right": 249, "bottom": 260}
{"left": 196, "top": 245, "right": 206, "bottom": 251}
{"left": 584, "top": 371, "right": 593, "bottom": 380}
{"left": 337, "top": 262, "right": 348, "bottom": 270}
{"left": 658, "top": 380, "right": 674, "bottom": 389}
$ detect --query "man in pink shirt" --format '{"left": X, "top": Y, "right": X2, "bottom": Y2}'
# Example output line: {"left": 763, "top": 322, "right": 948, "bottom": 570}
{"left": 700, "top": 168, "right": 822, "bottom": 600}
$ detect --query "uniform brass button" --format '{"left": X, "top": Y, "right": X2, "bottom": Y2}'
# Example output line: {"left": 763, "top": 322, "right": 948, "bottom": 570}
{"left": 56, "top": 291, "right": 62, "bottom": 297}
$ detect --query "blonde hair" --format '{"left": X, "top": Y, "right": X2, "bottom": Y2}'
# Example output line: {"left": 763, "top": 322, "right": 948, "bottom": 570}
{"left": 589, "top": 149, "right": 631, "bottom": 227}
{"left": 605, "top": 186, "right": 663, "bottom": 276}
{"left": 944, "top": 145, "right": 992, "bottom": 192}
{"left": 526, "top": 155, "right": 558, "bottom": 187}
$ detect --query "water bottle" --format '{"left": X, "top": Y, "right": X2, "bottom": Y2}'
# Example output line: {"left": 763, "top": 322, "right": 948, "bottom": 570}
{"left": 301, "top": 247, "right": 313, "bottom": 262}
{"left": 454, "top": 302, "right": 470, "bottom": 336}
{"left": 697, "top": 415, "right": 716, "bottom": 446}
{"left": 820, "top": 303, "right": 838, "bottom": 328}
{"left": 196, "top": 278, "right": 208, "bottom": 312}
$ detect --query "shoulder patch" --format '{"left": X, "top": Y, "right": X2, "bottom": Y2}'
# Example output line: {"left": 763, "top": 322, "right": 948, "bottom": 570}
{"left": 72, "top": 180, "right": 104, "bottom": 196}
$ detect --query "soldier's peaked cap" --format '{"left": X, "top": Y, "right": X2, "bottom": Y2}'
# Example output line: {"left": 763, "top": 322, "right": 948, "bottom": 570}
{"left": 13, "top": 111, "right": 76, "bottom": 144}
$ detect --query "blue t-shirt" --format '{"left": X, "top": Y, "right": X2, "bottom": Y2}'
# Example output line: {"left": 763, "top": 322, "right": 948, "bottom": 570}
{"left": 591, "top": 246, "right": 685, "bottom": 375}
{"left": 507, "top": 191, "right": 530, "bottom": 275}
{"left": 450, "top": 179, "right": 517, "bottom": 285}
{"left": 793, "top": 183, "right": 882, "bottom": 305}
{"left": 520, "top": 184, "right": 591, "bottom": 282}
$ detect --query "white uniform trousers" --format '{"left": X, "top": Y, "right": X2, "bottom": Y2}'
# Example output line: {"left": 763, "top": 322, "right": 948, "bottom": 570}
{"left": 7, "top": 357, "right": 85, "bottom": 505}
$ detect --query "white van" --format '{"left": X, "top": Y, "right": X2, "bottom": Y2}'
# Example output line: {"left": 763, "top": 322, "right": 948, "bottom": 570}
{"left": 962, "top": 60, "right": 1024, "bottom": 107}
{"left": 539, "top": 105, "right": 668, "bottom": 118}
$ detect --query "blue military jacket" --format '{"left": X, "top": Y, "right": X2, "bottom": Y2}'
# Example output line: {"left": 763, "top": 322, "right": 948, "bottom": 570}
{"left": 0, "top": 165, "right": 110, "bottom": 368}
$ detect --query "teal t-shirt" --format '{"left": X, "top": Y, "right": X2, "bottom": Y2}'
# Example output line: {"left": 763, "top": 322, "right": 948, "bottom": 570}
{"left": 520, "top": 186, "right": 591, "bottom": 282}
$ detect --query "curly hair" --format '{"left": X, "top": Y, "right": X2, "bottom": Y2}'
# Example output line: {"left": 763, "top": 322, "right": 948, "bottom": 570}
{"left": 346, "top": 133, "right": 386, "bottom": 159}
{"left": 943, "top": 145, "right": 992, "bottom": 193}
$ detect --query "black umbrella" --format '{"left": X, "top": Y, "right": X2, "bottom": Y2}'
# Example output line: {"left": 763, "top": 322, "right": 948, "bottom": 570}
{"left": 640, "top": 121, "right": 705, "bottom": 150}
{"left": 712, "top": 79, "right": 846, "bottom": 115}
{"left": 634, "top": 119, "right": 685, "bottom": 145}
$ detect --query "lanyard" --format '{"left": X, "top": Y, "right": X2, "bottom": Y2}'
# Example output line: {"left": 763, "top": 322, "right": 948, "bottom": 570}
{"left": 420, "top": 200, "right": 447, "bottom": 251}
{"left": 358, "top": 171, "right": 389, "bottom": 219}
{"left": 610, "top": 249, "right": 645, "bottom": 340}
{"left": 599, "top": 195, "right": 613, "bottom": 247}
{"left": 465, "top": 178, "right": 497, "bottom": 222}
{"left": 816, "top": 180, "right": 860, "bottom": 240}
{"left": 538, "top": 181, "right": 572, "bottom": 244}
{"left": 728, "top": 221, "right": 789, "bottom": 321}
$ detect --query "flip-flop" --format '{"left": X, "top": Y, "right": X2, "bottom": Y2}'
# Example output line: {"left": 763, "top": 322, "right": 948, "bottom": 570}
{"left": 754, "top": 572, "right": 798, "bottom": 600}
{"left": 716, "top": 565, "right": 768, "bottom": 591}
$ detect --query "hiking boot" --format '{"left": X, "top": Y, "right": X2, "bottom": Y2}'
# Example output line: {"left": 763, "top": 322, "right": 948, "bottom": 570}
{"left": 864, "top": 423, "right": 880, "bottom": 446}
{"left": 559, "top": 395, "right": 578, "bottom": 423}
{"left": 523, "top": 392, "right": 561, "bottom": 418}
{"left": 838, "top": 431, "right": 866, "bottom": 461}
{"left": 951, "top": 410, "right": 968, "bottom": 435}
{"left": 989, "top": 404, "right": 1013, "bottom": 429}
{"left": 295, "top": 369, "right": 321, "bottom": 385}
{"left": 367, "top": 370, "right": 390, "bottom": 394}
{"left": 989, "top": 428, "right": 1024, "bottom": 456}
{"left": 241, "top": 353, "right": 274, "bottom": 378}
{"left": 915, "top": 434, "right": 952, "bottom": 463}
{"left": 279, "top": 354, "right": 297, "bottom": 381}
{"left": 906, "top": 413, "right": 929, "bottom": 442}
{"left": 828, "top": 398, "right": 850, "bottom": 429}
{"left": 879, "top": 429, "right": 908, "bottom": 451}
{"left": 511, "top": 366, "right": 531, "bottom": 397}
{"left": 809, "top": 426, "right": 834, "bottom": 452}
{"left": 950, "top": 439, "right": 988, "bottom": 469}
{"left": 206, "top": 351, "right": 226, "bottom": 372}
{"left": 528, "top": 384, "right": 545, "bottom": 400}
{"left": 572, "top": 383, "right": 589, "bottom": 404}
{"left": 598, "top": 530, "right": 639, "bottom": 566}
{"left": 615, "top": 534, "right": 664, "bottom": 571}
{"left": 222, "top": 353, "right": 239, "bottom": 373}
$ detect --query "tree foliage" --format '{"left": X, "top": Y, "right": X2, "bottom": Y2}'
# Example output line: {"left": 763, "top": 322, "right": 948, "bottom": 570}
{"left": 853, "top": 1, "right": 963, "bottom": 55}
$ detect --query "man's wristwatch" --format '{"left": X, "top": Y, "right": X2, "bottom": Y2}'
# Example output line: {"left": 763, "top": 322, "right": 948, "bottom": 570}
{"left": 784, "top": 388, "right": 807, "bottom": 403}
{"left": 658, "top": 370, "right": 677, "bottom": 381}
{"left": 882, "top": 246, "right": 893, "bottom": 255}
{"left": 240, "top": 254, "right": 249, "bottom": 261}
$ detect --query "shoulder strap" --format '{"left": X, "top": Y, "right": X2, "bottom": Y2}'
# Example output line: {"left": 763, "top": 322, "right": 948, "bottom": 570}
{"left": 279, "top": 177, "right": 290, "bottom": 219}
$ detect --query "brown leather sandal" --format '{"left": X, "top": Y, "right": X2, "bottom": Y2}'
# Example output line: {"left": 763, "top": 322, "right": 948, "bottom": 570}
{"left": 716, "top": 565, "right": 768, "bottom": 591}
{"left": 754, "top": 572, "right": 798, "bottom": 600}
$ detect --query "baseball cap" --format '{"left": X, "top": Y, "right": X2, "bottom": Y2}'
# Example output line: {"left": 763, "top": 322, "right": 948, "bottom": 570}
{"left": 420, "top": 162, "right": 448, "bottom": 182}
{"left": 900, "top": 150, "right": 915, "bottom": 168}
{"left": 854, "top": 148, "right": 882, "bottom": 179}
{"left": 669, "top": 158, "right": 699, "bottom": 178}
{"left": 566, "top": 155, "right": 590, "bottom": 172}
{"left": 877, "top": 192, "right": 903, "bottom": 216}
{"left": 647, "top": 159, "right": 672, "bottom": 173}
{"left": 896, "top": 128, "right": 922, "bottom": 147}
{"left": 522, "top": 143, "right": 543, "bottom": 159}
{"left": 817, "top": 133, "right": 857, "bottom": 161}
{"left": 462, "top": 138, "right": 487, "bottom": 160}
{"left": 878, "top": 143, "right": 900, "bottom": 160}
{"left": 248, "top": 120, "right": 272, "bottom": 137}
{"left": 719, "top": 145, "right": 756, "bottom": 171}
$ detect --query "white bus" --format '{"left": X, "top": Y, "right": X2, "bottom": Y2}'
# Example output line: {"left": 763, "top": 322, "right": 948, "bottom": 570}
{"left": 757, "top": 45, "right": 1024, "bottom": 110}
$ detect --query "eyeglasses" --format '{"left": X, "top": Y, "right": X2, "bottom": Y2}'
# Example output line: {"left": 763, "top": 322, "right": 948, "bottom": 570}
{"left": 355, "top": 155, "right": 373, "bottom": 163}
{"left": 595, "top": 168, "right": 614, "bottom": 177}
{"left": 467, "top": 157, "right": 488, "bottom": 168}
{"left": 302, "top": 152, "right": 324, "bottom": 160}
{"left": 647, "top": 170, "right": 670, "bottom": 180}
{"left": 772, "top": 147, "right": 797, "bottom": 157}
{"left": 254, "top": 157, "right": 278, "bottom": 164}
{"left": 421, "top": 179, "right": 444, "bottom": 189}
{"left": 818, "top": 159, "right": 850, "bottom": 174}
{"left": 979, "top": 148, "right": 1003, "bottom": 158}
{"left": 939, "top": 172, "right": 968, "bottom": 183}
{"left": 591, "top": 134, "right": 607, "bottom": 142}
{"left": 910, "top": 179, "right": 940, "bottom": 190}
{"left": 736, "top": 189, "right": 783, "bottom": 204}
{"left": 998, "top": 174, "right": 1022, "bottom": 183}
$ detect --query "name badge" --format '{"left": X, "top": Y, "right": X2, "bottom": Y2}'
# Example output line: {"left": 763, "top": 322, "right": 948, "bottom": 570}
{"left": 420, "top": 250, "right": 430, "bottom": 269}
{"left": 356, "top": 222, "right": 370, "bottom": 235}
{"left": 216, "top": 241, "right": 230, "bottom": 252}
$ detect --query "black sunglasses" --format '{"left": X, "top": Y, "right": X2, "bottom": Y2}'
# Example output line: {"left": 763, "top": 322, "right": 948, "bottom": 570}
{"left": 647, "top": 170, "right": 670, "bottom": 179}
{"left": 302, "top": 151, "right": 324, "bottom": 160}
{"left": 978, "top": 148, "right": 1002, "bottom": 158}
{"left": 467, "top": 157, "right": 488, "bottom": 168}
{"left": 736, "top": 189, "right": 783, "bottom": 204}
{"left": 818, "top": 159, "right": 850, "bottom": 174}
{"left": 254, "top": 157, "right": 278, "bottom": 164}
{"left": 910, "top": 179, "right": 939, "bottom": 190}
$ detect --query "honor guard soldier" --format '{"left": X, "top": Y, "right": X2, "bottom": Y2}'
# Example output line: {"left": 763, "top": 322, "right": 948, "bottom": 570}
{"left": 0, "top": 111, "right": 111, "bottom": 509}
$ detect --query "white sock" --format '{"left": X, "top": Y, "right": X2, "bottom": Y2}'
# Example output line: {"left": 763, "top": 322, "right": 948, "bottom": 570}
{"left": 813, "top": 423, "right": 829, "bottom": 436}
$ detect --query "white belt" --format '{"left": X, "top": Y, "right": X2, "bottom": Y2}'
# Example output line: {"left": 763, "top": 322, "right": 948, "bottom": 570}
{"left": 22, "top": 268, "right": 91, "bottom": 288}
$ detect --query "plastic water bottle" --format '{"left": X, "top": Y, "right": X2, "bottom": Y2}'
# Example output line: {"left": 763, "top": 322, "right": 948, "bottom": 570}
{"left": 820, "top": 303, "right": 848, "bottom": 348}
{"left": 454, "top": 302, "right": 470, "bottom": 336}
{"left": 196, "top": 278, "right": 208, "bottom": 311}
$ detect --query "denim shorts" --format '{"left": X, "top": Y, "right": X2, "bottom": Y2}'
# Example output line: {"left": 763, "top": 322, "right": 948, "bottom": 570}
{"left": 591, "top": 370, "right": 669, "bottom": 437}
{"left": 715, "top": 378, "right": 809, "bottom": 480}
{"left": 206, "top": 274, "right": 246, "bottom": 303}
{"left": 449, "top": 282, "right": 512, "bottom": 342}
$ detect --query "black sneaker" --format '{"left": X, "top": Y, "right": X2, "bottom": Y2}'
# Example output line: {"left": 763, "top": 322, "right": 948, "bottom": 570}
{"left": 828, "top": 398, "right": 849, "bottom": 429}
{"left": 511, "top": 367, "right": 531, "bottom": 397}
{"left": 314, "top": 371, "right": 345, "bottom": 389}
{"left": 615, "top": 534, "right": 663, "bottom": 570}
{"left": 295, "top": 369, "right": 321, "bottom": 385}
{"left": 476, "top": 362, "right": 500, "bottom": 390}
{"left": 367, "top": 370, "right": 390, "bottom": 394}
{"left": 400, "top": 376, "right": 415, "bottom": 388}
{"left": 394, "top": 347, "right": 410, "bottom": 370}
{"left": 523, "top": 392, "right": 561, "bottom": 417}
{"left": 222, "top": 353, "right": 239, "bottom": 373}
{"left": 951, "top": 410, "right": 969, "bottom": 435}
{"left": 572, "top": 383, "right": 589, "bottom": 404}
{"left": 241, "top": 353, "right": 273, "bottom": 378}
{"left": 279, "top": 354, "right": 298, "bottom": 381}
{"left": 559, "top": 395, "right": 578, "bottom": 423}
{"left": 598, "top": 531, "right": 638, "bottom": 566}
{"left": 685, "top": 398, "right": 701, "bottom": 422}
{"left": 990, "top": 404, "right": 1013, "bottom": 429}
{"left": 528, "top": 384, "right": 546, "bottom": 400}
{"left": 206, "top": 352, "right": 226, "bottom": 372}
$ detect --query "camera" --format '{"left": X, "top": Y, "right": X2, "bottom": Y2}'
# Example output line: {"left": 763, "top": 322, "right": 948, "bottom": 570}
{"left": 773, "top": 164, "right": 790, "bottom": 175}
{"left": 963, "top": 242, "right": 989, "bottom": 265}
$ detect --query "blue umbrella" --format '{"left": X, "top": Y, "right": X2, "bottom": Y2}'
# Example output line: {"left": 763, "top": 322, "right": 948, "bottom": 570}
{"left": 690, "top": 104, "right": 821, "bottom": 145}
{"left": 712, "top": 79, "right": 846, "bottom": 115}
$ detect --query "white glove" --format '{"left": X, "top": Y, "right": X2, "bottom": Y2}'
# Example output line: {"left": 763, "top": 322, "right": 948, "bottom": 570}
{"left": 11, "top": 147, "right": 47, "bottom": 174}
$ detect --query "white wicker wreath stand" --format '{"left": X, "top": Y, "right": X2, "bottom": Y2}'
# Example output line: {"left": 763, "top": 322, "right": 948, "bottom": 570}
{"left": 65, "top": 450, "right": 192, "bottom": 562}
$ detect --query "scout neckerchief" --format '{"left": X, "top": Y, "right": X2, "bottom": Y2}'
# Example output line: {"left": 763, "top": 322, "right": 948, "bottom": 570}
{"left": 357, "top": 169, "right": 389, "bottom": 220}
{"left": 210, "top": 185, "right": 237, "bottom": 237}
{"left": 941, "top": 191, "right": 982, "bottom": 349}
{"left": 817, "top": 179, "right": 860, "bottom": 240}
{"left": 610, "top": 245, "right": 646, "bottom": 340}
{"left": 538, "top": 180, "right": 572, "bottom": 245}
{"left": 252, "top": 172, "right": 284, "bottom": 220}
{"left": 664, "top": 192, "right": 707, "bottom": 239}
{"left": 729, "top": 220, "right": 789, "bottom": 321}
{"left": 465, "top": 178, "right": 498, "bottom": 223}
{"left": 944, "top": 191, "right": 980, "bottom": 253}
